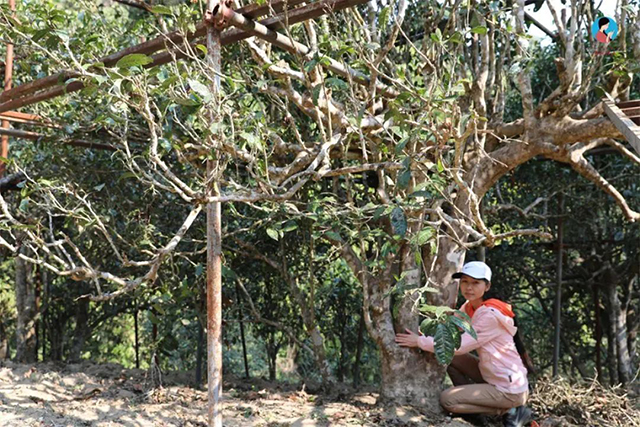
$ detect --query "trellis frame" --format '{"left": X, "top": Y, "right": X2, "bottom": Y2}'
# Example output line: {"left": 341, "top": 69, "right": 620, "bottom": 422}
{"left": 0, "top": 0, "right": 373, "bottom": 113}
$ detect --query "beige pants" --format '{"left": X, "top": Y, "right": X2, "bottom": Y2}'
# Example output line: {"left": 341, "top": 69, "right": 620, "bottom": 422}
{"left": 440, "top": 353, "right": 529, "bottom": 416}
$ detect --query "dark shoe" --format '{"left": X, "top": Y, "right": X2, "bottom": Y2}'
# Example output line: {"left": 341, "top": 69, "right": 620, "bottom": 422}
{"left": 460, "top": 413, "right": 491, "bottom": 426}
{"left": 502, "top": 406, "right": 532, "bottom": 427}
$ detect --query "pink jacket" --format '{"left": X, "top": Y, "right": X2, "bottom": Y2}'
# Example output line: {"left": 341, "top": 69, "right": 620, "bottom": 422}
{"left": 417, "top": 301, "right": 529, "bottom": 394}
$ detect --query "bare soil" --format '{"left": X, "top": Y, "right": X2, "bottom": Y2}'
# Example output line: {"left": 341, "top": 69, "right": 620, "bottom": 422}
{"left": 2, "top": 361, "right": 637, "bottom": 426}
{"left": 0, "top": 361, "right": 478, "bottom": 427}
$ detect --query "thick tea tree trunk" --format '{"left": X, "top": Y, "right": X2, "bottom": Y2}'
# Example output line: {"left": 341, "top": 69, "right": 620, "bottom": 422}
{"left": 331, "top": 133, "right": 567, "bottom": 409}
{"left": 379, "top": 349, "right": 446, "bottom": 409}
{"left": 15, "top": 246, "right": 37, "bottom": 363}
{"left": 334, "top": 225, "right": 466, "bottom": 411}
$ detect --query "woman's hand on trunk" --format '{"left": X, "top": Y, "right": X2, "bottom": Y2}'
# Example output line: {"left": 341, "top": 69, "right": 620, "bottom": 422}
{"left": 395, "top": 328, "right": 423, "bottom": 348}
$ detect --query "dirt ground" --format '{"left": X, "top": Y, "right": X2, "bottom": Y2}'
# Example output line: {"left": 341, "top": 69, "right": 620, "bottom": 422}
{"left": 1, "top": 360, "right": 637, "bottom": 426}
{"left": 0, "top": 361, "right": 484, "bottom": 427}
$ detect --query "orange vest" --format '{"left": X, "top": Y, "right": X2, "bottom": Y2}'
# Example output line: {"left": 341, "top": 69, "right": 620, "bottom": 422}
{"left": 464, "top": 298, "right": 515, "bottom": 319}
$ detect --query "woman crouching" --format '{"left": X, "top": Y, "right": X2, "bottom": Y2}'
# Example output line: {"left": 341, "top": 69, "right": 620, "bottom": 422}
{"left": 395, "top": 261, "right": 535, "bottom": 427}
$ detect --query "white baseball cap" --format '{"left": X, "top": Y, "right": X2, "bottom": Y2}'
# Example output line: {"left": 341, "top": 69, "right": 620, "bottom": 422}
{"left": 452, "top": 261, "right": 492, "bottom": 281}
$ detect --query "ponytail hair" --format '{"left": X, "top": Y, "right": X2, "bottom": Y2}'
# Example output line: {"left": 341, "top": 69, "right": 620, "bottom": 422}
{"left": 481, "top": 281, "right": 536, "bottom": 375}
{"left": 512, "top": 315, "right": 536, "bottom": 375}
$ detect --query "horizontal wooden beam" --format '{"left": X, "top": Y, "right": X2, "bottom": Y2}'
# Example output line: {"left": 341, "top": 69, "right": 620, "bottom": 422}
{"left": 0, "top": 110, "right": 42, "bottom": 121}
{"left": 619, "top": 106, "right": 640, "bottom": 117}
{"left": 0, "top": 81, "right": 84, "bottom": 114}
{"left": 0, "top": 127, "right": 117, "bottom": 151}
{"left": 114, "top": 0, "right": 151, "bottom": 11}
{"left": 0, "top": 111, "right": 59, "bottom": 127}
{"left": 146, "top": 1, "right": 316, "bottom": 68}
{"left": 616, "top": 99, "right": 640, "bottom": 109}
{"left": 0, "top": 72, "right": 77, "bottom": 103}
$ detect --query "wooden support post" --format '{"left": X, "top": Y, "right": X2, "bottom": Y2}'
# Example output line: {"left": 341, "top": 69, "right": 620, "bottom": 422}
{"left": 41, "top": 266, "right": 47, "bottom": 361}
{"left": 552, "top": 193, "right": 564, "bottom": 377}
{"left": 205, "top": 2, "right": 224, "bottom": 426}
{"left": 0, "top": 0, "right": 16, "bottom": 177}
{"left": 35, "top": 268, "right": 41, "bottom": 361}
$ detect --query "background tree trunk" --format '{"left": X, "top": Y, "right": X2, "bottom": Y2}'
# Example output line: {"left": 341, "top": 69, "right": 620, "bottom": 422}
{"left": 337, "top": 313, "right": 348, "bottom": 383}
{"left": 553, "top": 193, "right": 564, "bottom": 377}
{"left": 134, "top": 301, "right": 140, "bottom": 369}
{"left": 352, "top": 312, "right": 365, "bottom": 389}
{"left": 626, "top": 253, "right": 639, "bottom": 375}
{"left": 151, "top": 307, "right": 159, "bottom": 368}
{"left": 15, "top": 247, "right": 37, "bottom": 363}
{"left": 605, "top": 269, "right": 620, "bottom": 386}
{"left": 265, "top": 332, "right": 280, "bottom": 381}
{"left": 235, "top": 281, "right": 249, "bottom": 379}
{"left": 616, "top": 272, "right": 634, "bottom": 386}
{"left": 48, "top": 319, "right": 65, "bottom": 361}
{"left": 281, "top": 238, "right": 333, "bottom": 386}
{"left": 277, "top": 341, "right": 298, "bottom": 378}
{"left": 593, "top": 282, "right": 603, "bottom": 381}
{"left": 0, "top": 321, "right": 7, "bottom": 360}
{"left": 68, "top": 296, "right": 90, "bottom": 362}
{"left": 195, "top": 317, "right": 204, "bottom": 388}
